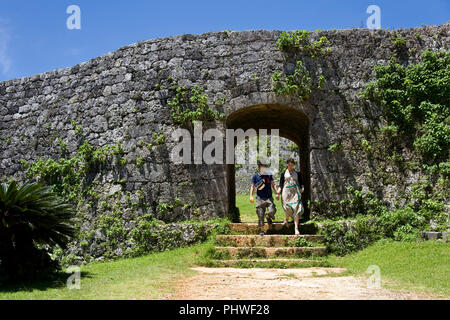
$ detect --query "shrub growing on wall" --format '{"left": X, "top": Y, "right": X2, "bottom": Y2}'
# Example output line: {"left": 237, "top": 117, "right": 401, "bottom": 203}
{"left": 361, "top": 49, "right": 449, "bottom": 164}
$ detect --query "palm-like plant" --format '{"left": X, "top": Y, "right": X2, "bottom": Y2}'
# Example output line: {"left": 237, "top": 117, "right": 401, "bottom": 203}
{"left": 0, "top": 180, "right": 75, "bottom": 279}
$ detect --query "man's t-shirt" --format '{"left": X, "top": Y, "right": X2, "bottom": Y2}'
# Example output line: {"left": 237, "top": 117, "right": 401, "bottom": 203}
{"left": 252, "top": 173, "right": 274, "bottom": 200}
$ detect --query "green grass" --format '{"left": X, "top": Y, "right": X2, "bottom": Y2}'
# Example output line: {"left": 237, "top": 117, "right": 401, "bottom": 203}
{"left": 236, "top": 193, "right": 284, "bottom": 223}
{"left": 328, "top": 239, "right": 450, "bottom": 296}
{"left": 1, "top": 223, "right": 448, "bottom": 299}
{"left": 0, "top": 242, "right": 211, "bottom": 300}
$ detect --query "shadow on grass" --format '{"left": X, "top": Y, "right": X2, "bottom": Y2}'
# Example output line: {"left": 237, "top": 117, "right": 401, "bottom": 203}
{"left": 0, "top": 271, "right": 92, "bottom": 294}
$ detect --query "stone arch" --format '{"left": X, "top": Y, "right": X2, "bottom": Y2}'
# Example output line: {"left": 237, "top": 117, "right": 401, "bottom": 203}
{"left": 225, "top": 97, "right": 313, "bottom": 222}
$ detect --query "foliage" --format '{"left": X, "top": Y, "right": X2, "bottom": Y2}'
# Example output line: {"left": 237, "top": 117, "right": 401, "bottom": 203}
{"left": 136, "top": 157, "right": 144, "bottom": 167}
{"left": 318, "top": 207, "right": 440, "bottom": 256}
{"left": 276, "top": 30, "right": 311, "bottom": 51}
{"left": 21, "top": 140, "right": 124, "bottom": 202}
{"left": 361, "top": 139, "right": 372, "bottom": 152}
{"left": 361, "top": 49, "right": 450, "bottom": 163}
{"left": 392, "top": 36, "right": 407, "bottom": 53}
{"left": 318, "top": 74, "right": 326, "bottom": 89}
{"left": 276, "top": 30, "right": 331, "bottom": 57}
{"left": 167, "top": 80, "right": 225, "bottom": 124}
{"left": 272, "top": 61, "right": 314, "bottom": 100}
{"left": 287, "top": 142, "right": 299, "bottom": 152}
{"left": 287, "top": 237, "right": 312, "bottom": 247}
{"left": 272, "top": 31, "right": 329, "bottom": 99}
{"left": 20, "top": 133, "right": 232, "bottom": 265}
{"left": 0, "top": 181, "right": 75, "bottom": 280}
{"left": 311, "top": 185, "right": 387, "bottom": 219}
{"left": 328, "top": 143, "right": 344, "bottom": 152}
{"left": 152, "top": 131, "right": 165, "bottom": 146}
{"left": 141, "top": 130, "right": 166, "bottom": 150}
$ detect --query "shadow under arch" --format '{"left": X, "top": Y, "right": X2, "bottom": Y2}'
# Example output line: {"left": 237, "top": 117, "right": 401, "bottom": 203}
{"left": 226, "top": 104, "right": 311, "bottom": 222}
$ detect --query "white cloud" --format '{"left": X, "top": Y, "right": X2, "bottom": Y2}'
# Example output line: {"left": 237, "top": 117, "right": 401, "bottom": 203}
{"left": 0, "top": 25, "right": 12, "bottom": 75}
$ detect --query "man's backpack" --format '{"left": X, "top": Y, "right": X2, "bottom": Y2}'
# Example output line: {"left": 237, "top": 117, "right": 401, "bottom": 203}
{"left": 254, "top": 173, "right": 266, "bottom": 191}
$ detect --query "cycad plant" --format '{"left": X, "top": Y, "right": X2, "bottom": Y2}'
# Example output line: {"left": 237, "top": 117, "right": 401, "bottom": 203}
{"left": 0, "top": 180, "right": 75, "bottom": 280}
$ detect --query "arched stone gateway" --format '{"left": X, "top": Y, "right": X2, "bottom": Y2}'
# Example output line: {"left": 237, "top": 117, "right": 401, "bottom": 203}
{"left": 0, "top": 25, "right": 448, "bottom": 260}
{"left": 225, "top": 99, "right": 313, "bottom": 221}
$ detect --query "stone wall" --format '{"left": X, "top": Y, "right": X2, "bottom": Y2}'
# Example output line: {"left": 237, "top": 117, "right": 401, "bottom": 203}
{"left": 0, "top": 24, "right": 448, "bottom": 259}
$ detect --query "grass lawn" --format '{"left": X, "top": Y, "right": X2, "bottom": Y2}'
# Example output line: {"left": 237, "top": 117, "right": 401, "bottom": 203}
{"left": 1, "top": 224, "right": 448, "bottom": 299}
{"left": 0, "top": 242, "right": 210, "bottom": 300}
{"left": 328, "top": 239, "right": 450, "bottom": 297}
{"left": 236, "top": 193, "right": 285, "bottom": 223}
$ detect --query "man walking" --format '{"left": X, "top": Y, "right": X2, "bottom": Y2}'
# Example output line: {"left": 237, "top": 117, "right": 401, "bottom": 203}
{"left": 249, "top": 160, "right": 280, "bottom": 236}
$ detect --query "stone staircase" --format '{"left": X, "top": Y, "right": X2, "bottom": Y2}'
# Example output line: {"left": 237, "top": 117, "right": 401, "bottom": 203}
{"left": 207, "top": 222, "right": 330, "bottom": 268}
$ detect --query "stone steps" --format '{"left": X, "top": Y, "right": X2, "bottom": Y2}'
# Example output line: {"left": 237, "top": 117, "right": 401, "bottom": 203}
{"left": 229, "top": 222, "right": 318, "bottom": 235}
{"left": 216, "top": 234, "right": 324, "bottom": 247}
{"left": 215, "top": 246, "right": 327, "bottom": 259}
{"left": 198, "top": 222, "right": 329, "bottom": 269}
{"left": 205, "top": 258, "right": 331, "bottom": 269}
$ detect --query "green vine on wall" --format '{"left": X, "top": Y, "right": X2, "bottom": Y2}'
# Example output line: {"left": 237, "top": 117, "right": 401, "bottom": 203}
{"left": 393, "top": 36, "right": 407, "bottom": 50}
{"left": 166, "top": 78, "right": 225, "bottom": 124}
{"left": 311, "top": 49, "right": 450, "bottom": 245}
{"left": 271, "top": 61, "right": 326, "bottom": 100}
{"left": 272, "top": 61, "right": 313, "bottom": 99}
{"left": 21, "top": 139, "right": 125, "bottom": 202}
{"left": 272, "top": 30, "right": 330, "bottom": 100}
{"left": 276, "top": 30, "right": 331, "bottom": 57}
{"left": 19, "top": 135, "right": 219, "bottom": 264}
{"left": 360, "top": 49, "right": 450, "bottom": 166}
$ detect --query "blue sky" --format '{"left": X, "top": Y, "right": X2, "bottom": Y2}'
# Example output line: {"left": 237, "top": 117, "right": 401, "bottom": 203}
{"left": 0, "top": 0, "right": 448, "bottom": 81}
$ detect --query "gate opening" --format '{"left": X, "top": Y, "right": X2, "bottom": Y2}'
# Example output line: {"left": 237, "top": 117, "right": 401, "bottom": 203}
{"left": 226, "top": 104, "right": 311, "bottom": 222}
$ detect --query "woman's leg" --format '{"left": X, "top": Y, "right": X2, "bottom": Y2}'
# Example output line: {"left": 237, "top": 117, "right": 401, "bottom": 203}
{"left": 281, "top": 200, "right": 289, "bottom": 225}
{"left": 293, "top": 202, "right": 304, "bottom": 235}
{"left": 294, "top": 214, "right": 300, "bottom": 235}
{"left": 283, "top": 212, "right": 290, "bottom": 225}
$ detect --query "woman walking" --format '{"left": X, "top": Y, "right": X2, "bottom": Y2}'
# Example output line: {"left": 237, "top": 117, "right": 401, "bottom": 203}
{"left": 277, "top": 158, "right": 304, "bottom": 235}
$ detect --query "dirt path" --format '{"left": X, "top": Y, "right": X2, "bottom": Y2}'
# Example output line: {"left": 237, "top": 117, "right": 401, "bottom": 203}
{"left": 174, "top": 267, "right": 440, "bottom": 300}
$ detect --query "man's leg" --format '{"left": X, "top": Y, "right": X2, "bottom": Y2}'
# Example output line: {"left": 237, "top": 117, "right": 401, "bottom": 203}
{"left": 266, "top": 197, "right": 276, "bottom": 225}
{"left": 256, "top": 198, "right": 266, "bottom": 235}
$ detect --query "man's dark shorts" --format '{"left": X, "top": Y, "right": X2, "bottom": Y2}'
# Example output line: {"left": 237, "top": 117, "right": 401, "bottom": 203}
{"left": 256, "top": 197, "right": 276, "bottom": 227}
